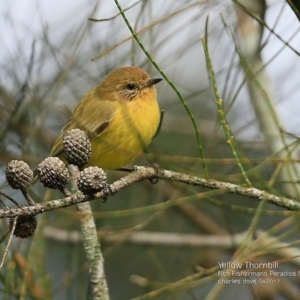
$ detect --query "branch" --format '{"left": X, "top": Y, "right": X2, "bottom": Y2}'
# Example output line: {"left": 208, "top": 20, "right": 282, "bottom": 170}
{"left": 1, "top": 165, "right": 300, "bottom": 219}
{"left": 68, "top": 165, "right": 109, "bottom": 300}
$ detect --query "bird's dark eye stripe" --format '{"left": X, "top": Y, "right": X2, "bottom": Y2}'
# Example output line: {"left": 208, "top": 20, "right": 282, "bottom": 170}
{"left": 126, "top": 83, "right": 136, "bottom": 90}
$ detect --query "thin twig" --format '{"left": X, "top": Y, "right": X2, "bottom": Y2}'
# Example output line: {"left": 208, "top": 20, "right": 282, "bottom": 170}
{"left": 0, "top": 217, "right": 17, "bottom": 270}
{"left": 234, "top": 0, "right": 300, "bottom": 56}
{"left": 201, "top": 26, "right": 251, "bottom": 186}
{"left": 0, "top": 190, "right": 22, "bottom": 208}
{"left": 0, "top": 40, "right": 35, "bottom": 144}
{"left": 88, "top": 0, "right": 142, "bottom": 22}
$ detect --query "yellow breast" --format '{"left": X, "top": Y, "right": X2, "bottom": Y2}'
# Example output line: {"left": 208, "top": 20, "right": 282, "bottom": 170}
{"left": 88, "top": 94, "right": 160, "bottom": 169}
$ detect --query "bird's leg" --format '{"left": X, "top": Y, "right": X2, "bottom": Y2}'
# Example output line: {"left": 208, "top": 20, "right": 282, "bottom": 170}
{"left": 101, "top": 184, "right": 114, "bottom": 203}
{"left": 145, "top": 162, "right": 161, "bottom": 184}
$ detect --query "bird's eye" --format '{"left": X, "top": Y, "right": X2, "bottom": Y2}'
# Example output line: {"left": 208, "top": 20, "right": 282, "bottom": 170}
{"left": 125, "top": 83, "right": 136, "bottom": 90}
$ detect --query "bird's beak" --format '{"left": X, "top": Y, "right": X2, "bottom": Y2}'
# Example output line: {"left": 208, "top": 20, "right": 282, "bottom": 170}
{"left": 146, "top": 78, "right": 162, "bottom": 87}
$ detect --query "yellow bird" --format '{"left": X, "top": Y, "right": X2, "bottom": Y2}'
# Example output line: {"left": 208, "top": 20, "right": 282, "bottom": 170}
{"left": 51, "top": 66, "right": 162, "bottom": 169}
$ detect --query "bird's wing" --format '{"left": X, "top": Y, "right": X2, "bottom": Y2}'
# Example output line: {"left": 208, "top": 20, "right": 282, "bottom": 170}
{"left": 51, "top": 89, "right": 117, "bottom": 157}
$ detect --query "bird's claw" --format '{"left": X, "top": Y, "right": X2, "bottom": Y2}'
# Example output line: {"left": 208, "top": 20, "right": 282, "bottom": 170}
{"left": 145, "top": 162, "right": 161, "bottom": 184}
{"left": 101, "top": 184, "right": 113, "bottom": 203}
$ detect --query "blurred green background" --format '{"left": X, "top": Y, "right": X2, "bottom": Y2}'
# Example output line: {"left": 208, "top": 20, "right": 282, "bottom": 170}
{"left": 1, "top": 0, "right": 300, "bottom": 299}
